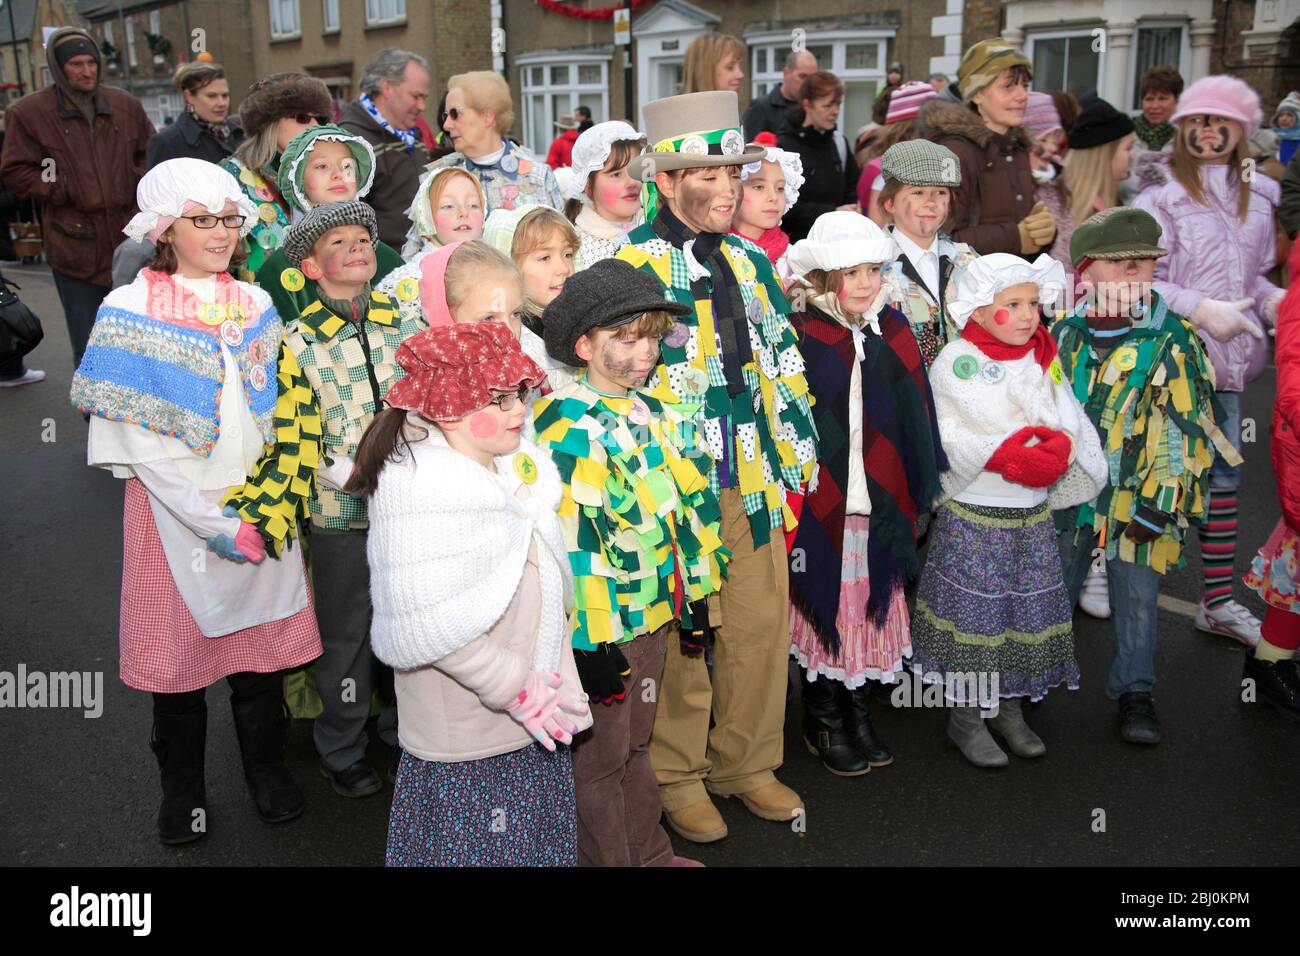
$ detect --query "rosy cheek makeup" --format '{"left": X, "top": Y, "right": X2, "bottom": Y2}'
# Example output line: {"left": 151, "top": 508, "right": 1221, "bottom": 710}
{"left": 993, "top": 308, "right": 1011, "bottom": 325}
{"left": 468, "top": 412, "right": 500, "bottom": 439}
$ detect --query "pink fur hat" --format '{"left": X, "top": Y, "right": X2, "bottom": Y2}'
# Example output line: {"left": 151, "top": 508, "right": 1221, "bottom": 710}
{"left": 1170, "top": 75, "right": 1264, "bottom": 137}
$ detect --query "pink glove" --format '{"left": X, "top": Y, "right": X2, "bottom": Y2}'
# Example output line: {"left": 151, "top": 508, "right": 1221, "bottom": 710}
{"left": 507, "top": 671, "right": 590, "bottom": 752}
{"left": 235, "top": 522, "right": 266, "bottom": 564}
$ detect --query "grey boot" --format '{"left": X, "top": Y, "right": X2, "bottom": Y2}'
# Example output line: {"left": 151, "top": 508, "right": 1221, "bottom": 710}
{"left": 986, "top": 697, "right": 1046, "bottom": 758}
{"left": 946, "top": 705, "right": 1008, "bottom": 768}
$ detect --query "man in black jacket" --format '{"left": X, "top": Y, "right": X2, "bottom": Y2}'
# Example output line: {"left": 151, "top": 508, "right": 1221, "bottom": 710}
{"left": 741, "top": 49, "right": 817, "bottom": 142}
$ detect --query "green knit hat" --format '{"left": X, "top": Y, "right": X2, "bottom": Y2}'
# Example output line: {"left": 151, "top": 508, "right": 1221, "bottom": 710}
{"left": 1070, "top": 207, "right": 1168, "bottom": 268}
{"left": 277, "top": 124, "right": 376, "bottom": 214}
{"left": 957, "top": 39, "right": 1031, "bottom": 100}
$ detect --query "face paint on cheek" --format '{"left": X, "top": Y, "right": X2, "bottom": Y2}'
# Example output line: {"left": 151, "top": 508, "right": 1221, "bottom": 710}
{"left": 469, "top": 412, "right": 500, "bottom": 439}
{"left": 993, "top": 308, "right": 1010, "bottom": 325}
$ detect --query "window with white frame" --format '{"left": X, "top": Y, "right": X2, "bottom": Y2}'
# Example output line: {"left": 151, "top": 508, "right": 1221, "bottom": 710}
{"left": 365, "top": 0, "right": 405, "bottom": 26}
{"left": 125, "top": 18, "right": 137, "bottom": 67}
{"left": 104, "top": 21, "right": 113, "bottom": 46}
{"left": 269, "top": 0, "right": 302, "bottom": 39}
{"left": 149, "top": 10, "right": 161, "bottom": 33}
{"left": 323, "top": 0, "right": 340, "bottom": 33}
{"left": 749, "top": 33, "right": 889, "bottom": 138}
{"left": 1028, "top": 28, "right": 1103, "bottom": 99}
{"left": 1128, "top": 22, "right": 1188, "bottom": 111}
{"left": 518, "top": 56, "right": 609, "bottom": 155}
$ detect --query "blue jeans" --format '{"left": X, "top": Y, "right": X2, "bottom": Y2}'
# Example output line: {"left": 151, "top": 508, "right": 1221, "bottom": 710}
{"left": 1057, "top": 512, "right": 1163, "bottom": 699}
{"left": 1209, "top": 391, "right": 1241, "bottom": 490}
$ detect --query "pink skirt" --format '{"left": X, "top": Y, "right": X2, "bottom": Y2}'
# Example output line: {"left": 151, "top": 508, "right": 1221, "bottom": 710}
{"left": 119, "top": 478, "right": 322, "bottom": 694}
{"left": 789, "top": 514, "right": 911, "bottom": 688}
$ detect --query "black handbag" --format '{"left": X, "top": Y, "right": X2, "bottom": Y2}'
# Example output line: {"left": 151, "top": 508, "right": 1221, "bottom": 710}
{"left": 0, "top": 272, "right": 43, "bottom": 363}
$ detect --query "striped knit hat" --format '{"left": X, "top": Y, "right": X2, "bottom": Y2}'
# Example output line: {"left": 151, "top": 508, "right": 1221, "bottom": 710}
{"left": 1022, "top": 91, "right": 1063, "bottom": 140}
{"left": 957, "top": 39, "right": 1031, "bottom": 100}
{"left": 886, "top": 81, "right": 938, "bottom": 124}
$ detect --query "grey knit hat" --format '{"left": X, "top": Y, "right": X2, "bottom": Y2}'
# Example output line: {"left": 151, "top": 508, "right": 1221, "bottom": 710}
{"left": 542, "top": 258, "right": 690, "bottom": 367}
{"left": 282, "top": 200, "right": 378, "bottom": 266}
{"left": 880, "top": 140, "right": 962, "bottom": 187}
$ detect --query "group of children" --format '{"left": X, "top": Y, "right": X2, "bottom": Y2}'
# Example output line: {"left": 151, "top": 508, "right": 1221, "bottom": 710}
{"left": 71, "top": 81, "right": 1298, "bottom": 866}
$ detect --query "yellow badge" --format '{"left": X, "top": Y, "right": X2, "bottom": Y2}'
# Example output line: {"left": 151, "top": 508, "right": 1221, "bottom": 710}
{"left": 226, "top": 302, "right": 245, "bottom": 323}
{"left": 197, "top": 302, "right": 223, "bottom": 326}
{"left": 238, "top": 168, "right": 259, "bottom": 188}
{"left": 280, "top": 268, "right": 306, "bottom": 293}
{"left": 514, "top": 452, "right": 538, "bottom": 485}
{"left": 1113, "top": 346, "right": 1138, "bottom": 372}
{"left": 258, "top": 203, "right": 279, "bottom": 224}
{"left": 733, "top": 254, "right": 756, "bottom": 282}
{"left": 1049, "top": 358, "right": 1065, "bottom": 384}
{"left": 394, "top": 277, "right": 419, "bottom": 302}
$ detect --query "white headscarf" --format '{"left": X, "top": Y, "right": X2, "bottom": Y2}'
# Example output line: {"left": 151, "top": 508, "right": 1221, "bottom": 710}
{"left": 402, "top": 165, "right": 485, "bottom": 260}
{"left": 946, "top": 253, "right": 1066, "bottom": 329}
{"left": 123, "top": 158, "right": 256, "bottom": 243}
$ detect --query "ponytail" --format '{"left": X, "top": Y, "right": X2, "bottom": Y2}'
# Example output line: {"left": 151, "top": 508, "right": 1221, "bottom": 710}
{"left": 344, "top": 406, "right": 429, "bottom": 498}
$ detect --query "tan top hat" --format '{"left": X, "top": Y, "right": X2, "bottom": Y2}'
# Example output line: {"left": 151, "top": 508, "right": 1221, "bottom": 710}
{"left": 632, "top": 90, "right": 766, "bottom": 181}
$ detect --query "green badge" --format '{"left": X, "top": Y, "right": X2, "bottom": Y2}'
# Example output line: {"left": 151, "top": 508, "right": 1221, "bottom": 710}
{"left": 953, "top": 354, "right": 979, "bottom": 380}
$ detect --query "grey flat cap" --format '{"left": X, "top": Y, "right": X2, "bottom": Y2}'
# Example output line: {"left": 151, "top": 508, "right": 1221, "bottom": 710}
{"left": 282, "top": 200, "right": 378, "bottom": 266}
{"left": 880, "top": 140, "right": 962, "bottom": 188}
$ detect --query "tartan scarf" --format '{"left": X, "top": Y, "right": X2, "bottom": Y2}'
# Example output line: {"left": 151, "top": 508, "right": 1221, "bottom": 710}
{"left": 789, "top": 303, "right": 948, "bottom": 651}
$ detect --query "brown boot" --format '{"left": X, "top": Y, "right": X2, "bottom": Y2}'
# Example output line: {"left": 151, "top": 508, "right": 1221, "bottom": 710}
{"left": 663, "top": 798, "right": 728, "bottom": 843}
{"left": 720, "top": 780, "right": 804, "bottom": 822}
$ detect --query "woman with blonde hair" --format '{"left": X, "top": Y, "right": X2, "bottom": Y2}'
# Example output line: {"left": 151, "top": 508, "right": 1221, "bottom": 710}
{"left": 1062, "top": 95, "right": 1135, "bottom": 230}
{"left": 681, "top": 33, "right": 746, "bottom": 95}
{"left": 432, "top": 69, "right": 562, "bottom": 215}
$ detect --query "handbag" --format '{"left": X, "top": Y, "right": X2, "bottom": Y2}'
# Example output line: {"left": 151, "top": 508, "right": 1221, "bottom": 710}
{"left": 0, "top": 272, "right": 44, "bottom": 363}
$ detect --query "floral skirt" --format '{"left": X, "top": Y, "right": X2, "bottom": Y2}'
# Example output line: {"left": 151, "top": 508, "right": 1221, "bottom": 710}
{"left": 789, "top": 514, "right": 911, "bottom": 688}
{"left": 386, "top": 745, "right": 578, "bottom": 867}
{"left": 910, "top": 500, "right": 1079, "bottom": 705}
{"left": 1244, "top": 520, "right": 1300, "bottom": 612}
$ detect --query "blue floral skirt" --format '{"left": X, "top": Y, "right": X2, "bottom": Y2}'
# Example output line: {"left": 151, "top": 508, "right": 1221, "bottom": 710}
{"left": 386, "top": 744, "right": 578, "bottom": 867}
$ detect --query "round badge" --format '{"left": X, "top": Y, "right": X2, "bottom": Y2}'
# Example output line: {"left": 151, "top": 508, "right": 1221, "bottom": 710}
{"left": 258, "top": 202, "right": 279, "bottom": 224}
{"left": 220, "top": 319, "right": 244, "bottom": 347}
{"left": 257, "top": 225, "right": 283, "bottom": 250}
{"left": 720, "top": 129, "right": 744, "bottom": 156}
{"left": 394, "top": 277, "right": 419, "bottom": 302}
{"left": 735, "top": 256, "right": 757, "bottom": 283}
{"left": 1113, "top": 346, "right": 1138, "bottom": 372}
{"left": 226, "top": 302, "right": 245, "bottom": 323}
{"left": 1049, "top": 358, "right": 1065, "bottom": 384}
{"left": 280, "top": 268, "right": 306, "bottom": 293}
{"left": 980, "top": 361, "right": 1005, "bottom": 384}
{"left": 629, "top": 397, "right": 651, "bottom": 426}
{"left": 663, "top": 321, "right": 690, "bottom": 349}
{"left": 503, "top": 184, "right": 519, "bottom": 200}
{"left": 197, "top": 302, "right": 223, "bottom": 326}
{"left": 679, "top": 135, "right": 708, "bottom": 156}
{"left": 683, "top": 366, "right": 709, "bottom": 397}
{"left": 655, "top": 139, "right": 676, "bottom": 153}
{"left": 500, "top": 153, "right": 519, "bottom": 174}
{"left": 249, "top": 365, "right": 269, "bottom": 392}
{"left": 238, "top": 168, "right": 259, "bottom": 188}
{"left": 514, "top": 452, "right": 537, "bottom": 485}
{"left": 746, "top": 296, "right": 763, "bottom": 322}
{"left": 952, "top": 354, "right": 979, "bottom": 380}
{"left": 253, "top": 185, "right": 274, "bottom": 202}
{"left": 518, "top": 158, "right": 533, "bottom": 174}
{"left": 248, "top": 338, "right": 266, "bottom": 364}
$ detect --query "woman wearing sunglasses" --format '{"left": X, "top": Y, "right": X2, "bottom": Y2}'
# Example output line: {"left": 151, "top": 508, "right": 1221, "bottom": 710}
{"left": 425, "top": 70, "right": 564, "bottom": 217}
{"left": 220, "top": 72, "right": 333, "bottom": 282}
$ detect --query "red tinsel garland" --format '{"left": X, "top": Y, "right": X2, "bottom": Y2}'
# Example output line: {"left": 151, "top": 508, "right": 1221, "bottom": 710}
{"left": 535, "top": 0, "right": 655, "bottom": 20}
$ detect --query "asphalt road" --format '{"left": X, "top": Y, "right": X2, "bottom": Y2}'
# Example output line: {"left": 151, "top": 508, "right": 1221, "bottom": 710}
{"left": 1, "top": 263, "right": 1296, "bottom": 867}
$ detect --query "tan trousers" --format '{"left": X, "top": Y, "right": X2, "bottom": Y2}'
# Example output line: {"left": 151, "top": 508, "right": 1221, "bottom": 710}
{"left": 649, "top": 487, "right": 792, "bottom": 812}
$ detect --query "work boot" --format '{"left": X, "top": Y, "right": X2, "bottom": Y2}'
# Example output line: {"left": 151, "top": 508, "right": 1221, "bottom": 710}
{"left": 843, "top": 682, "right": 895, "bottom": 767}
{"left": 1244, "top": 654, "right": 1300, "bottom": 722}
{"left": 801, "top": 674, "right": 870, "bottom": 776}
{"left": 946, "top": 705, "right": 1008, "bottom": 767}
{"left": 151, "top": 709, "right": 208, "bottom": 845}
{"left": 1117, "top": 691, "right": 1161, "bottom": 745}
{"left": 985, "top": 697, "right": 1046, "bottom": 758}
{"left": 663, "top": 798, "right": 728, "bottom": 843}
{"left": 718, "top": 780, "right": 804, "bottom": 822}
{"left": 231, "top": 690, "right": 306, "bottom": 824}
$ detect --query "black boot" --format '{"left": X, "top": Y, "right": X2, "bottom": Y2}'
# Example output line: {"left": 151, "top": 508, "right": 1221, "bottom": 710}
{"left": 150, "top": 709, "right": 208, "bottom": 845}
{"left": 230, "top": 688, "right": 306, "bottom": 824}
{"left": 801, "top": 674, "right": 870, "bottom": 776}
{"left": 843, "top": 683, "right": 895, "bottom": 767}
{"left": 1244, "top": 654, "right": 1300, "bottom": 722}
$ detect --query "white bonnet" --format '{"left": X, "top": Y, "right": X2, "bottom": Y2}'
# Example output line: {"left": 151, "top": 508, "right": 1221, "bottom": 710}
{"left": 740, "top": 146, "right": 804, "bottom": 209}
{"left": 123, "top": 158, "right": 257, "bottom": 243}
{"left": 565, "top": 121, "right": 646, "bottom": 202}
{"left": 946, "top": 253, "right": 1066, "bottom": 329}
{"left": 786, "top": 211, "right": 894, "bottom": 277}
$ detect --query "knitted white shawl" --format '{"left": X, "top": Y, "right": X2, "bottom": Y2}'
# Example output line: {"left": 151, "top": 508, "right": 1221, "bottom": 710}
{"left": 366, "top": 425, "right": 573, "bottom": 673}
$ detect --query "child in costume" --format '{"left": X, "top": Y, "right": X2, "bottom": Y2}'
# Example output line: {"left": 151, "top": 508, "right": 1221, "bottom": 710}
{"left": 1241, "top": 238, "right": 1300, "bottom": 720}
{"left": 1054, "top": 207, "right": 1239, "bottom": 744}
{"left": 483, "top": 204, "right": 581, "bottom": 389}
{"left": 914, "top": 253, "right": 1107, "bottom": 767}
{"left": 562, "top": 121, "right": 646, "bottom": 270}
{"left": 878, "top": 139, "right": 979, "bottom": 367}
{"left": 730, "top": 133, "right": 803, "bottom": 279}
{"left": 351, "top": 321, "right": 593, "bottom": 866}
{"left": 241, "top": 200, "right": 425, "bottom": 796}
{"left": 398, "top": 165, "right": 486, "bottom": 260}
{"left": 784, "top": 212, "right": 947, "bottom": 776}
{"left": 531, "top": 258, "right": 729, "bottom": 866}
{"left": 259, "top": 125, "right": 405, "bottom": 321}
{"left": 1133, "top": 75, "right": 1281, "bottom": 647}
{"left": 70, "top": 158, "right": 322, "bottom": 844}
{"left": 1271, "top": 92, "right": 1300, "bottom": 166}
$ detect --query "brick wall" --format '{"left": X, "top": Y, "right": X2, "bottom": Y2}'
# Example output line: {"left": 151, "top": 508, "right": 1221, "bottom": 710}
{"left": 962, "top": 0, "right": 1002, "bottom": 52}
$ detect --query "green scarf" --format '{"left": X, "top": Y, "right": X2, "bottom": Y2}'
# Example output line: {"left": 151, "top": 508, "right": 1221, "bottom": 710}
{"left": 1133, "top": 115, "right": 1175, "bottom": 151}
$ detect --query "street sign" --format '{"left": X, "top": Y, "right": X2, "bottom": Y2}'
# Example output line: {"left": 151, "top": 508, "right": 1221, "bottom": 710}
{"left": 614, "top": 8, "right": 630, "bottom": 46}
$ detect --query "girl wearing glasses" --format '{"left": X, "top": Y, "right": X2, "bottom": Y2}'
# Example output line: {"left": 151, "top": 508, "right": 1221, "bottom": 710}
{"left": 71, "top": 158, "right": 323, "bottom": 846}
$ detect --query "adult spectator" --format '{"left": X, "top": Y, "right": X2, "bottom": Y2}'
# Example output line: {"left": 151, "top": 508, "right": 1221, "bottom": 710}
{"left": 778, "top": 70, "right": 859, "bottom": 243}
{"left": 680, "top": 33, "right": 746, "bottom": 95}
{"left": 742, "top": 49, "right": 818, "bottom": 141}
{"left": 929, "top": 72, "right": 951, "bottom": 94}
{"left": 1279, "top": 145, "right": 1300, "bottom": 239}
{"left": 546, "top": 114, "right": 580, "bottom": 169}
{"left": 339, "top": 48, "right": 432, "bottom": 249}
{"left": 0, "top": 26, "right": 152, "bottom": 369}
{"left": 872, "top": 62, "right": 905, "bottom": 123}
{"left": 1121, "top": 65, "right": 1183, "bottom": 202}
{"left": 146, "top": 61, "right": 243, "bottom": 168}
{"left": 575, "top": 104, "right": 594, "bottom": 132}
{"left": 430, "top": 70, "right": 561, "bottom": 214}
{"left": 923, "top": 39, "right": 1052, "bottom": 257}
{"left": 220, "top": 72, "right": 330, "bottom": 281}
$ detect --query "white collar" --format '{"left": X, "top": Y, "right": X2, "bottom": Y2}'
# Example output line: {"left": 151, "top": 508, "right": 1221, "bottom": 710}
{"left": 892, "top": 229, "right": 940, "bottom": 263}
{"left": 576, "top": 203, "right": 634, "bottom": 241}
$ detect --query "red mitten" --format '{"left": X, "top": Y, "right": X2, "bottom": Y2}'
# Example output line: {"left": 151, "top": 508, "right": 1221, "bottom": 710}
{"left": 985, "top": 427, "right": 1044, "bottom": 476}
{"left": 987, "top": 427, "right": 1071, "bottom": 488}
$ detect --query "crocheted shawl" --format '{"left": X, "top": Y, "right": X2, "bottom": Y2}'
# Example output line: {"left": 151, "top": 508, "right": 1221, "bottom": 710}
{"left": 789, "top": 303, "right": 947, "bottom": 649}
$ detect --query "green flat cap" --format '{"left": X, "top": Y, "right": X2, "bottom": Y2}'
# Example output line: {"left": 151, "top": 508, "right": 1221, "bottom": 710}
{"left": 1070, "top": 207, "right": 1168, "bottom": 268}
